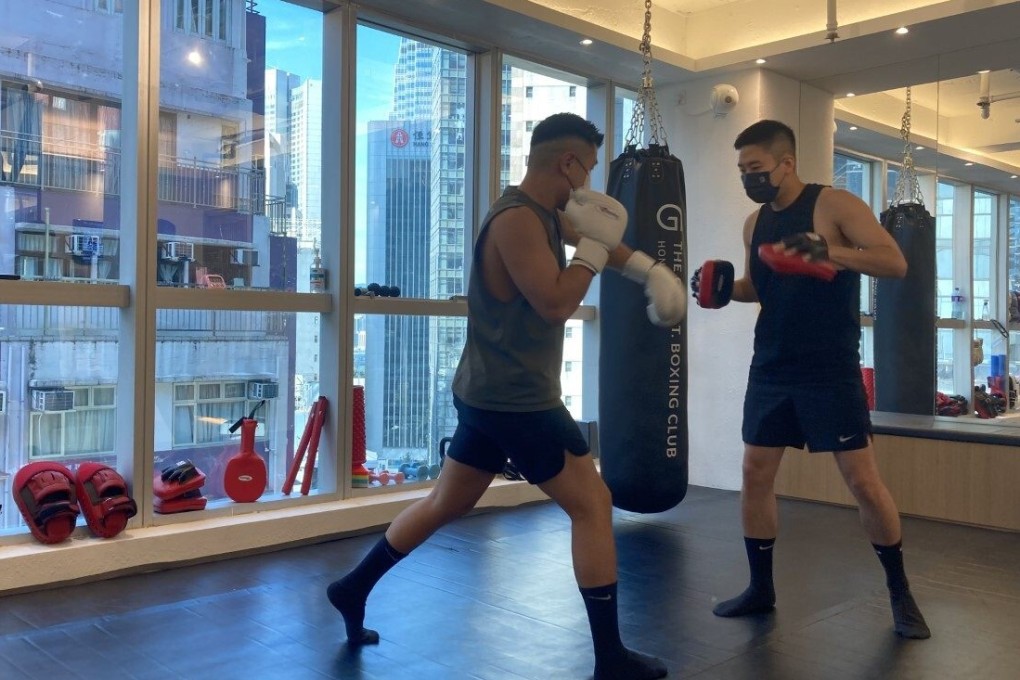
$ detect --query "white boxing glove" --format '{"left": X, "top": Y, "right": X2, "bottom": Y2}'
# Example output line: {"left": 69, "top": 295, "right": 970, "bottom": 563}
{"left": 565, "top": 190, "right": 628, "bottom": 274}
{"left": 623, "top": 251, "right": 687, "bottom": 327}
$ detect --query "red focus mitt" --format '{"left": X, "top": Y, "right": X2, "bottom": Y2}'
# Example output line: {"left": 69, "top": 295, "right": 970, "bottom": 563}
{"left": 14, "top": 462, "right": 80, "bottom": 544}
{"left": 691, "top": 260, "right": 734, "bottom": 308}
{"left": 75, "top": 463, "right": 137, "bottom": 539}
{"left": 758, "top": 233, "right": 837, "bottom": 282}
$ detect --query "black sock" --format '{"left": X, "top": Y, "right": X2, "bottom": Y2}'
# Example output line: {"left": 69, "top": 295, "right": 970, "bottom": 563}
{"left": 874, "top": 542, "right": 931, "bottom": 639}
{"left": 872, "top": 542, "right": 908, "bottom": 594}
{"left": 712, "top": 537, "right": 776, "bottom": 617}
{"left": 580, "top": 583, "right": 667, "bottom": 680}
{"left": 327, "top": 535, "right": 406, "bottom": 645}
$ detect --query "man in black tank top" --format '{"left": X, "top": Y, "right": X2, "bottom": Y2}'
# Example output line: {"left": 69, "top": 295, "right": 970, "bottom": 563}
{"left": 693, "top": 120, "right": 929, "bottom": 639}
{"left": 326, "top": 114, "right": 684, "bottom": 680}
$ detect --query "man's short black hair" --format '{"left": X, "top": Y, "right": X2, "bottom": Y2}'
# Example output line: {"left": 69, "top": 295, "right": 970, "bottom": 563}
{"left": 530, "top": 113, "right": 604, "bottom": 150}
{"left": 734, "top": 120, "right": 796, "bottom": 157}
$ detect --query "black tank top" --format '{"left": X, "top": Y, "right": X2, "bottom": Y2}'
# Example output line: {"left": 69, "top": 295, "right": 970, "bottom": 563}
{"left": 748, "top": 183, "right": 861, "bottom": 384}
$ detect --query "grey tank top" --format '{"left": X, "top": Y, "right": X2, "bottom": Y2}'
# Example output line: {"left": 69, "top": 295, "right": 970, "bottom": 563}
{"left": 452, "top": 187, "right": 566, "bottom": 412}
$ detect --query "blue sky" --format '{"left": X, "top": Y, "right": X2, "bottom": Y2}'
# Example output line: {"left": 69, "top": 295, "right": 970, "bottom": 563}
{"left": 259, "top": 2, "right": 403, "bottom": 282}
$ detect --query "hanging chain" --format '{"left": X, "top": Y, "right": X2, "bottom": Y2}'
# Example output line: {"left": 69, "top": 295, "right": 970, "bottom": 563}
{"left": 625, "top": 0, "right": 667, "bottom": 148}
{"left": 892, "top": 86, "right": 924, "bottom": 205}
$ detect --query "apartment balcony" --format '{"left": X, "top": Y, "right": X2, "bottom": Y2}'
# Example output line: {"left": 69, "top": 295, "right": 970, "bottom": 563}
{"left": 0, "top": 130, "right": 266, "bottom": 215}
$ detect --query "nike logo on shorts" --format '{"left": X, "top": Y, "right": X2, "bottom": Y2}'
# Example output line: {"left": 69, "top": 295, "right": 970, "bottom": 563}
{"left": 838, "top": 434, "right": 857, "bottom": 443}
{"left": 586, "top": 594, "right": 614, "bottom": 601}
{"left": 758, "top": 544, "right": 773, "bottom": 551}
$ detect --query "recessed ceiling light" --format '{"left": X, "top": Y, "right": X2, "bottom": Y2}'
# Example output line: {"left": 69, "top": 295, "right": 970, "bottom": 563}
{"left": 965, "top": 162, "right": 974, "bottom": 167}
{"left": 916, "top": 145, "right": 925, "bottom": 150}
{"left": 579, "top": 38, "right": 593, "bottom": 46}
{"left": 755, "top": 58, "right": 767, "bottom": 64}
{"left": 846, "top": 92, "right": 856, "bottom": 97}
{"left": 978, "top": 69, "right": 991, "bottom": 74}
{"left": 895, "top": 27, "right": 909, "bottom": 35}
{"left": 849, "top": 126, "right": 858, "bottom": 131}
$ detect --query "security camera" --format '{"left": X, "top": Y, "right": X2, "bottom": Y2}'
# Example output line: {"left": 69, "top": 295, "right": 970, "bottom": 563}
{"left": 711, "top": 84, "right": 739, "bottom": 116}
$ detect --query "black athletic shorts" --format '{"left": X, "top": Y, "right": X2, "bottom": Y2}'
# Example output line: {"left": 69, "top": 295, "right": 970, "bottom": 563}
{"left": 742, "top": 378, "right": 872, "bottom": 453}
{"left": 445, "top": 395, "right": 590, "bottom": 484}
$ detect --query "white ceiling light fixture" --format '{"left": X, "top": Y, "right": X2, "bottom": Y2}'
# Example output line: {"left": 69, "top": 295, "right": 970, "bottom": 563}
{"left": 579, "top": 38, "right": 593, "bottom": 46}
{"left": 965, "top": 162, "right": 974, "bottom": 166}
{"left": 895, "top": 27, "right": 909, "bottom": 35}
{"left": 916, "top": 145, "right": 925, "bottom": 150}
{"left": 755, "top": 58, "right": 767, "bottom": 65}
{"left": 846, "top": 92, "right": 856, "bottom": 97}
{"left": 1013, "top": 175, "right": 1019, "bottom": 179}
{"left": 849, "top": 125, "right": 858, "bottom": 130}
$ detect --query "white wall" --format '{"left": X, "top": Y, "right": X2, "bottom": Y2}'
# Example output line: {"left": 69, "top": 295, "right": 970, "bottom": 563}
{"left": 660, "top": 69, "right": 835, "bottom": 490}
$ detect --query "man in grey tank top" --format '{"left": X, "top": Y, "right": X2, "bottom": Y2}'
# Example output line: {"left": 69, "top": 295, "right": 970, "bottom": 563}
{"left": 327, "top": 113, "right": 686, "bottom": 680}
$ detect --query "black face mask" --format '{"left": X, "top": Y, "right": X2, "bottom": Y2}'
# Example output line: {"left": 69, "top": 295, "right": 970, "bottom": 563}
{"left": 742, "top": 167, "right": 780, "bottom": 204}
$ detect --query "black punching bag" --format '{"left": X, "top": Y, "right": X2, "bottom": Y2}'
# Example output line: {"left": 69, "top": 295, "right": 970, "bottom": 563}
{"left": 874, "top": 202, "right": 936, "bottom": 414}
{"left": 600, "top": 144, "right": 688, "bottom": 513}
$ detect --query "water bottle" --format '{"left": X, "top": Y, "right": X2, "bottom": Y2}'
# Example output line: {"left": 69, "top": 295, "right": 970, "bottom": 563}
{"left": 981, "top": 300, "right": 990, "bottom": 321}
{"left": 951, "top": 287, "right": 964, "bottom": 320}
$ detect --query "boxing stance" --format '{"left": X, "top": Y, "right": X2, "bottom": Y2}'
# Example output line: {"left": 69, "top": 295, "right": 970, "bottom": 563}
{"left": 691, "top": 120, "right": 930, "bottom": 639}
{"left": 327, "top": 113, "right": 683, "bottom": 679}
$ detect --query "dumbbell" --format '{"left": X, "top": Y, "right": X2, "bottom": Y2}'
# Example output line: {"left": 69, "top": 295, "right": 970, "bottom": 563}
{"left": 355, "top": 283, "right": 402, "bottom": 298}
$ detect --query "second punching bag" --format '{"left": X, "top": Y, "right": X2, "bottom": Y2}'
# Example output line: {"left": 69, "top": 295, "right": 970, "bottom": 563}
{"left": 600, "top": 144, "right": 689, "bottom": 513}
{"left": 874, "top": 202, "right": 936, "bottom": 414}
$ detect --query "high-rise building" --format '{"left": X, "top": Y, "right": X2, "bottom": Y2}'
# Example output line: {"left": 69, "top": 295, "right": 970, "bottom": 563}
{"left": 289, "top": 78, "right": 323, "bottom": 245}
{"left": 264, "top": 68, "right": 300, "bottom": 212}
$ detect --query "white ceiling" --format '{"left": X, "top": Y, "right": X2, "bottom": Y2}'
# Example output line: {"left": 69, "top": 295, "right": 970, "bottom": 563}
{"left": 359, "top": 0, "right": 1020, "bottom": 176}
{"left": 655, "top": 0, "right": 746, "bottom": 13}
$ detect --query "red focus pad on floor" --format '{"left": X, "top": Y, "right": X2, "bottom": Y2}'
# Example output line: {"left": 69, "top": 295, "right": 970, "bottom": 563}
{"left": 757, "top": 243, "right": 837, "bottom": 282}
{"left": 75, "top": 463, "right": 138, "bottom": 539}
{"left": 13, "top": 462, "right": 80, "bottom": 545}
{"left": 696, "top": 260, "right": 735, "bottom": 309}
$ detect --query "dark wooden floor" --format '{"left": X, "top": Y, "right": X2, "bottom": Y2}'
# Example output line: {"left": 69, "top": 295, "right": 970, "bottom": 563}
{"left": 2, "top": 485, "right": 1018, "bottom": 679}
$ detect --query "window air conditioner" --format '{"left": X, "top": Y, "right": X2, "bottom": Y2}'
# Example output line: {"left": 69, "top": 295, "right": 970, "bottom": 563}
{"left": 248, "top": 381, "right": 279, "bottom": 400}
{"left": 161, "top": 241, "right": 194, "bottom": 260}
{"left": 31, "top": 389, "right": 75, "bottom": 413}
{"left": 66, "top": 234, "right": 104, "bottom": 258}
{"left": 232, "top": 248, "right": 260, "bottom": 266}
{"left": 0, "top": 389, "right": 6, "bottom": 414}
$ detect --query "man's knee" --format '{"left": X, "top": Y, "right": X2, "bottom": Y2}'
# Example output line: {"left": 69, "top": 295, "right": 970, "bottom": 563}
{"left": 564, "top": 478, "right": 612, "bottom": 523}
{"left": 742, "top": 452, "right": 780, "bottom": 491}
{"left": 843, "top": 470, "right": 888, "bottom": 506}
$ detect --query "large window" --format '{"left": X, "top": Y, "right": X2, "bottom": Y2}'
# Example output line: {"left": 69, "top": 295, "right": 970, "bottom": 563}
{"left": 355, "top": 26, "right": 469, "bottom": 301}
{"left": 155, "top": 309, "right": 320, "bottom": 502}
{"left": 972, "top": 190, "right": 997, "bottom": 318}
{"left": 935, "top": 181, "right": 957, "bottom": 319}
{"left": 159, "top": 0, "right": 321, "bottom": 292}
{"left": 1, "top": 4, "right": 123, "bottom": 284}
{"left": 0, "top": 303, "right": 121, "bottom": 532}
